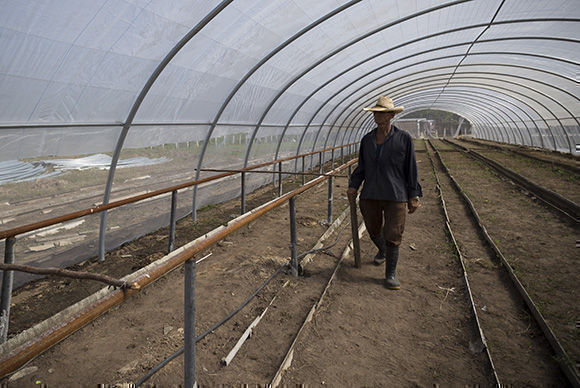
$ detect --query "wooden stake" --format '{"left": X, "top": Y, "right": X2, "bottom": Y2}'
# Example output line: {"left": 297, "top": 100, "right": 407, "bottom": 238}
{"left": 348, "top": 196, "right": 361, "bottom": 268}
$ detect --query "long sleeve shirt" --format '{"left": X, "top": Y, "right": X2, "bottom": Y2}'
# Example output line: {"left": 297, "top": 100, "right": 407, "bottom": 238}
{"left": 348, "top": 126, "right": 422, "bottom": 202}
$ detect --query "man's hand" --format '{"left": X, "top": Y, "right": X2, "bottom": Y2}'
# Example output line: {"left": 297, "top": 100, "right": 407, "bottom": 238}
{"left": 408, "top": 197, "right": 420, "bottom": 214}
{"left": 347, "top": 187, "right": 357, "bottom": 201}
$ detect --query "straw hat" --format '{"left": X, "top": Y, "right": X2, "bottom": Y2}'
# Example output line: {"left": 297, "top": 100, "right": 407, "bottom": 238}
{"left": 363, "top": 96, "right": 404, "bottom": 113}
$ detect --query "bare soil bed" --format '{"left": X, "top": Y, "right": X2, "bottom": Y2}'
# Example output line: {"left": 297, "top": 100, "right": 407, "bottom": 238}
{"left": 431, "top": 139, "right": 579, "bottom": 367}
{"left": 453, "top": 138, "right": 580, "bottom": 203}
{"left": 1, "top": 141, "right": 576, "bottom": 386}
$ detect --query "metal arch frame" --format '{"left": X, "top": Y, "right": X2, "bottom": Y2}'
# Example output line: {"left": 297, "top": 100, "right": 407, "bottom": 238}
{"left": 191, "top": 0, "right": 477, "bottom": 217}
{"left": 234, "top": 0, "right": 475, "bottom": 171}
{"left": 350, "top": 103, "right": 484, "bottom": 143}
{"left": 365, "top": 76, "right": 542, "bottom": 146}
{"left": 330, "top": 68, "right": 539, "bottom": 149}
{"left": 325, "top": 64, "right": 578, "bottom": 154}
{"left": 349, "top": 95, "right": 502, "bottom": 144}
{"left": 312, "top": 46, "right": 572, "bottom": 153}
{"left": 356, "top": 83, "right": 526, "bottom": 144}
{"left": 428, "top": 0, "right": 506, "bottom": 109}
{"left": 399, "top": 103, "right": 494, "bottom": 141}
{"left": 94, "top": 0, "right": 579, "bottom": 256}
{"left": 190, "top": 0, "right": 366, "bottom": 219}
{"left": 396, "top": 94, "right": 513, "bottom": 142}
{"left": 270, "top": 22, "right": 579, "bottom": 162}
{"left": 97, "top": 0, "right": 233, "bottom": 261}
{"left": 340, "top": 87, "right": 536, "bottom": 147}
{"left": 339, "top": 79, "right": 562, "bottom": 152}
{"left": 307, "top": 49, "right": 577, "bottom": 160}
{"left": 328, "top": 69, "right": 577, "bottom": 155}
{"left": 365, "top": 74, "right": 562, "bottom": 147}
{"left": 347, "top": 90, "right": 523, "bottom": 145}
{"left": 350, "top": 104, "right": 485, "bottom": 144}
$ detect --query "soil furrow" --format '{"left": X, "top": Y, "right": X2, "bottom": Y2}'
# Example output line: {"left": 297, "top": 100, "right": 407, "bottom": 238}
{"left": 451, "top": 139, "right": 580, "bottom": 204}
{"left": 432, "top": 139, "right": 579, "bottom": 368}
{"left": 428, "top": 141, "right": 567, "bottom": 385}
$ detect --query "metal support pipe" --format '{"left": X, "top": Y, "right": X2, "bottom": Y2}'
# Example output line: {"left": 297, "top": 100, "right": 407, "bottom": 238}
{"left": 278, "top": 162, "right": 283, "bottom": 197}
{"left": 289, "top": 197, "right": 298, "bottom": 277}
{"left": 331, "top": 149, "right": 335, "bottom": 170}
{"left": 241, "top": 171, "right": 246, "bottom": 214}
{"left": 341, "top": 146, "right": 344, "bottom": 165}
{"left": 318, "top": 152, "right": 323, "bottom": 174}
{"left": 168, "top": 191, "right": 178, "bottom": 253}
{"left": 184, "top": 258, "right": 196, "bottom": 387}
{"left": 1, "top": 237, "right": 15, "bottom": 343}
{"left": 301, "top": 156, "right": 305, "bottom": 185}
{"left": 327, "top": 176, "right": 334, "bottom": 224}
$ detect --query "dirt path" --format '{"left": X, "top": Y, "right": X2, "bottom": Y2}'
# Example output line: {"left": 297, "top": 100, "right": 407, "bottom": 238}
{"left": 282, "top": 149, "right": 494, "bottom": 386}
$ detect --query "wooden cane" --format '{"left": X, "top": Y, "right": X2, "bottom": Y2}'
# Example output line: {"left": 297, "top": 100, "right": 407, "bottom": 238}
{"left": 348, "top": 196, "right": 362, "bottom": 268}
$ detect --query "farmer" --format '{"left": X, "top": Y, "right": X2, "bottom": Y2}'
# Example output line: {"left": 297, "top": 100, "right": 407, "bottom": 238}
{"left": 347, "top": 96, "right": 422, "bottom": 290}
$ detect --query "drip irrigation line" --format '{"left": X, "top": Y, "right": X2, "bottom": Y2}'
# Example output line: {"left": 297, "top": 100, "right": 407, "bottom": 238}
{"left": 296, "top": 220, "right": 351, "bottom": 261}
{"left": 135, "top": 261, "right": 289, "bottom": 387}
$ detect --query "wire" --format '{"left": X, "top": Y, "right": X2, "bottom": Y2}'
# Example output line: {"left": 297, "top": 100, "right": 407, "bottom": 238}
{"left": 135, "top": 261, "right": 289, "bottom": 386}
{"left": 296, "top": 219, "right": 351, "bottom": 260}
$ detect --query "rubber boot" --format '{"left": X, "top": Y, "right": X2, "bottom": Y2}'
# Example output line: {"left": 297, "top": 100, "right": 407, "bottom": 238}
{"left": 370, "top": 234, "right": 386, "bottom": 265}
{"left": 385, "top": 245, "right": 400, "bottom": 290}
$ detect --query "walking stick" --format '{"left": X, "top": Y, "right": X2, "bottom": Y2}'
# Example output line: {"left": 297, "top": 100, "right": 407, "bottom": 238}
{"left": 348, "top": 196, "right": 362, "bottom": 268}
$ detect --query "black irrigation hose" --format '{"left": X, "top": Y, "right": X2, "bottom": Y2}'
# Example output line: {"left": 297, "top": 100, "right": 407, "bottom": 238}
{"left": 296, "top": 219, "right": 350, "bottom": 261}
{"left": 135, "top": 261, "right": 289, "bottom": 387}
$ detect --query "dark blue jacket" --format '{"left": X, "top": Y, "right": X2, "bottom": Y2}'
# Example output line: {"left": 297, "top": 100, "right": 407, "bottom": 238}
{"left": 348, "top": 126, "right": 422, "bottom": 201}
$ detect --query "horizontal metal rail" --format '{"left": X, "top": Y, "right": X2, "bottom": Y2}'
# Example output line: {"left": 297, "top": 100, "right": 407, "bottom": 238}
{"left": 429, "top": 140, "right": 580, "bottom": 386}
{"left": 197, "top": 168, "right": 348, "bottom": 178}
{"left": 442, "top": 139, "right": 580, "bottom": 222}
{"left": 0, "top": 159, "right": 356, "bottom": 378}
{"left": 0, "top": 142, "right": 357, "bottom": 240}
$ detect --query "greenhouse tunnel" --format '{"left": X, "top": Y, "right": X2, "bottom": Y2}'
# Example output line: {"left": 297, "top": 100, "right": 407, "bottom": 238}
{"left": 0, "top": 0, "right": 578, "bottom": 277}
{"left": 0, "top": 0, "right": 579, "bottom": 383}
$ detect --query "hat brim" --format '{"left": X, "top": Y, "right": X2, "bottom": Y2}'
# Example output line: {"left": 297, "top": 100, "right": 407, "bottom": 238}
{"left": 363, "top": 106, "right": 404, "bottom": 113}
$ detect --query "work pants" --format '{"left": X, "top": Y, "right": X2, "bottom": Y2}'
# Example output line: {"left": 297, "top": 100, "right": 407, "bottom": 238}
{"left": 359, "top": 199, "right": 407, "bottom": 247}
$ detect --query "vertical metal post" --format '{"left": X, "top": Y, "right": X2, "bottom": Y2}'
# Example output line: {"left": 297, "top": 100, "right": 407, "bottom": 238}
{"left": 348, "top": 164, "right": 352, "bottom": 180}
{"left": 192, "top": 184, "right": 198, "bottom": 222}
{"left": 184, "top": 258, "right": 196, "bottom": 388}
{"left": 278, "top": 162, "right": 283, "bottom": 197}
{"left": 1, "top": 237, "right": 15, "bottom": 343}
{"left": 327, "top": 176, "right": 334, "bottom": 224}
{"left": 301, "top": 156, "right": 305, "bottom": 185}
{"left": 98, "top": 213, "right": 107, "bottom": 262}
{"left": 168, "top": 190, "right": 178, "bottom": 253}
{"left": 289, "top": 197, "right": 298, "bottom": 277}
{"left": 331, "top": 149, "right": 335, "bottom": 169}
{"left": 241, "top": 171, "right": 246, "bottom": 214}
{"left": 341, "top": 147, "right": 344, "bottom": 165}
{"left": 318, "top": 151, "right": 323, "bottom": 174}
